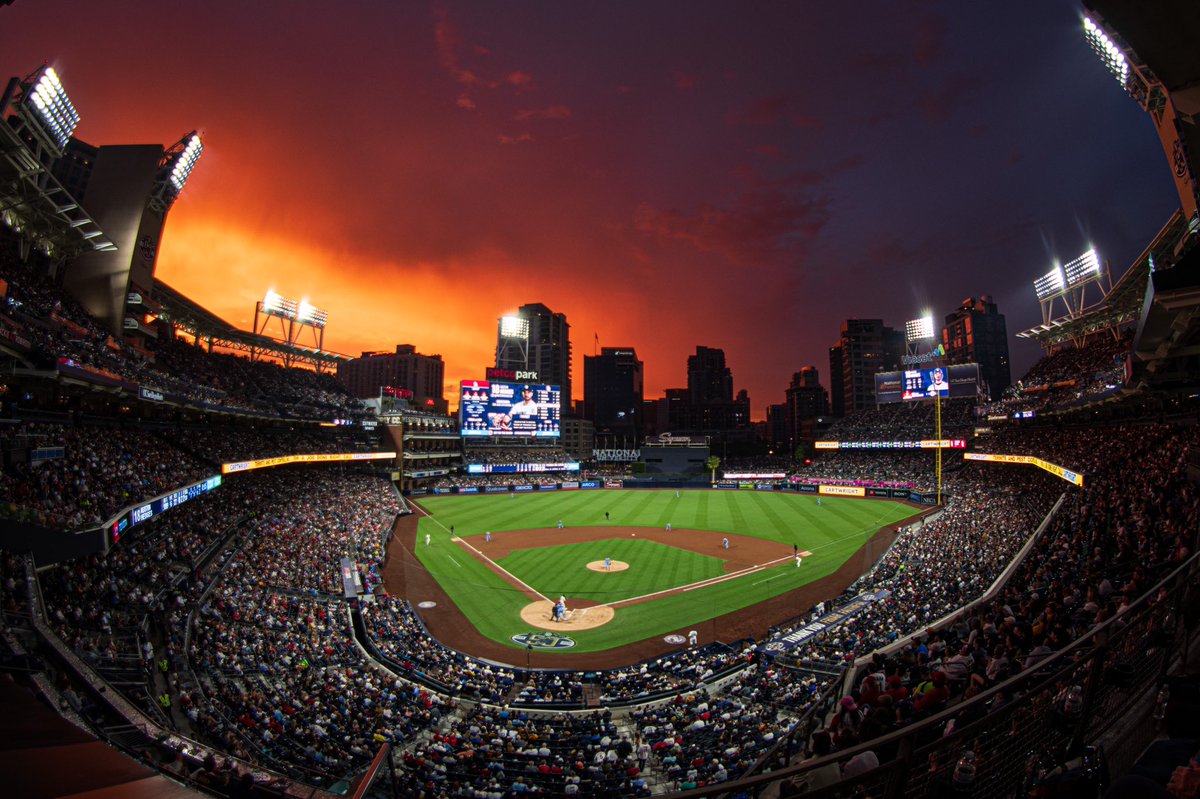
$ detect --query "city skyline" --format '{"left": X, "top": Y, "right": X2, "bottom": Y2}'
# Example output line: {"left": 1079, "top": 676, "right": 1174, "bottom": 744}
{"left": 1, "top": 1, "right": 1181, "bottom": 418}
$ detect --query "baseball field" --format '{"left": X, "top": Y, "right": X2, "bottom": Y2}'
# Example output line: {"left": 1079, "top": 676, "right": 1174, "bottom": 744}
{"left": 407, "top": 489, "right": 917, "bottom": 655}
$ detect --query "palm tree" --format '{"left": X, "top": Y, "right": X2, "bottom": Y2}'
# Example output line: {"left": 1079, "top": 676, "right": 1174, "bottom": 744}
{"left": 706, "top": 455, "right": 721, "bottom": 484}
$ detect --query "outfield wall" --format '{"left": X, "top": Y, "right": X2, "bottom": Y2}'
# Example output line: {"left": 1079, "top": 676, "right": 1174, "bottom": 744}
{"left": 408, "top": 480, "right": 939, "bottom": 504}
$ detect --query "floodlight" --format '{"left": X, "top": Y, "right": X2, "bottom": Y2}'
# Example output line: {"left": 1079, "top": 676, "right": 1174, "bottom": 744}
{"left": 262, "top": 289, "right": 297, "bottom": 318}
{"left": 296, "top": 300, "right": 328, "bottom": 328}
{"left": 1083, "top": 17, "right": 1129, "bottom": 87}
{"left": 1063, "top": 248, "right": 1100, "bottom": 286}
{"left": 905, "top": 316, "right": 935, "bottom": 342}
{"left": 500, "top": 315, "right": 529, "bottom": 339}
{"left": 1033, "top": 267, "right": 1065, "bottom": 301}
{"left": 168, "top": 133, "right": 203, "bottom": 193}
{"left": 23, "top": 67, "right": 80, "bottom": 151}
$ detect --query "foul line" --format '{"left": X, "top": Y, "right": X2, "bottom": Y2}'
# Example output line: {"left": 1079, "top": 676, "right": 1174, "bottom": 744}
{"left": 454, "top": 536, "right": 551, "bottom": 603}
{"left": 753, "top": 573, "right": 786, "bottom": 586}
{"left": 607, "top": 554, "right": 795, "bottom": 608}
{"left": 446, "top": 555, "right": 461, "bottom": 568}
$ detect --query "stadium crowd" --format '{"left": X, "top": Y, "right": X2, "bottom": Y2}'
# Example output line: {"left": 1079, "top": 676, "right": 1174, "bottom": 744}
{"left": 1, "top": 421, "right": 210, "bottom": 529}
{"left": 399, "top": 705, "right": 651, "bottom": 798}
{"left": 0, "top": 252, "right": 370, "bottom": 421}
{"left": 363, "top": 597, "right": 758, "bottom": 709}
{"left": 820, "top": 398, "right": 974, "bottom": 442}
{"left": 789, "top": 451, "right": 940, "bottom": 491}
{"left": 462, "top": 447, "right": 573, "bottom": 465}
{"left": 775, "top": 419, "right": 1198, "bottom": 791}
{"left": 980, "top": 329, "right": 1133, "bottom": 416}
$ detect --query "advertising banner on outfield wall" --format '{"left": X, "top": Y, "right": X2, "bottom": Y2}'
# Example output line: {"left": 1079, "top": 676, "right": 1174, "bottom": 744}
{"left": 539, "top": 484, "right": 559, "bottom": 491}
{"left": 459, "top": 487, "right": 478, "bottom": 494}
{"left": 580, "top": 481, "right": 601, "bottom": 489}
{"left": 797, "top": 484, "right": 819, "bottom": 494}
{"left": 819, "top": 485, "right": 865, "bottom": 497}
{"left": 867, "top": 487, "right": 891, "bottom": 498}
{"left": 514, "top": 485, "right": 534, "bottom": 492}
{"left": 759, "top": 590, "right": 892, "bottom": 656}
{"left": 484, "top": 486, "right": 509, "bottom": 493}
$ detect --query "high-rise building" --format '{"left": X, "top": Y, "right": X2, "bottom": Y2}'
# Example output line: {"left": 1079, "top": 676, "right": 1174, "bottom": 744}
{"left": 942, "top": 296, "right": 1010, "bottom": 400}
{"left": 648, "top": 346, "right": 753, "bottom": 451}
{"left": 766, "top": 404, "right": 789, "bottom": 452}
{"left": 583, "top": 347, "right": 643, "bottom": 438}
{"left": 828, "top": 344, "right": 845, "bottom": 417}
{"left": 830, "top": 319, "right": 903, "bottom": 415}
{"left": 785, "top": 367, "right": 829, "bottom": 448}
{"left": 337, "top": 344, "right": 446, "bottom": 412}
{"left": 687, "top": 346, "right": 734, "bottom": 404}
{"left": 495, "top": 303, "right": 572, "bottom": 415}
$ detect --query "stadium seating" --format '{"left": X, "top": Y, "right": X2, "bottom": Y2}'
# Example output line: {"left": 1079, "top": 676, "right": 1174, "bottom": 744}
{"left": 3, "top": 254, "right": 1199, "bottom": 797}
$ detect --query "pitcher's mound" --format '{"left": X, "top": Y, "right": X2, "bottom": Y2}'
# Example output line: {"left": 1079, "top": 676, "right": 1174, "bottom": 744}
{"left": 586, "top": 560, "right": 629, "bottom": 572}
{"left": 520, "top": 600, "right": 615, "bottom": 631}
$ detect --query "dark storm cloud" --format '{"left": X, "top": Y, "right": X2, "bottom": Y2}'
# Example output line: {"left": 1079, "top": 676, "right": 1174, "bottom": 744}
{"left": 0, "top": 0, "right": 1183, "bottom": 413}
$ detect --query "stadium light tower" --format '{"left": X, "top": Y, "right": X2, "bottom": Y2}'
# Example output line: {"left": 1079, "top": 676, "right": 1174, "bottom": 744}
{"left": 1082, "top": 13, "right": 1198, "bottom": 224}
{"left": 905, "top": 315, "right": 935, "bottom": 343}
{"left": 253, "top": 289, "right": 330, "bottom": 370}
{"left": 0, "top": 65, "right": 112, "bottom": 260}
{"left": 905, "top": 314, "right": 935, "bottom": 357}
{"left": 902, "top": 312, "right": 948, "bottom": 504}
{"left": 149, "top": 131, "right": 204, "bottom": 212}
{"left": 496, "top": 314, "right": 530, "bottom": 370}
{"left": 13, "top": 66, "right": 80, "bottom": 158}
{"left": 1031, "top": 248, "right": 1110, "bottom": 326}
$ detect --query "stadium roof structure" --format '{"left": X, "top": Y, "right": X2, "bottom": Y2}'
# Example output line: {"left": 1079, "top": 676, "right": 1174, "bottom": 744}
{"left": 1132, "top": 241, "right": 1200, "bottom": 388}
{"left": 0, "top": 88, "right": 115, "bottom": 260}
{"left": 152, "top": 279, "right": 353, "bottom": 371}
{"left": 1083, "top": 0, "right": 1200, "bottom": 119}
{"left": 1017, "top": 211, "right": 1190, "bottom": 349}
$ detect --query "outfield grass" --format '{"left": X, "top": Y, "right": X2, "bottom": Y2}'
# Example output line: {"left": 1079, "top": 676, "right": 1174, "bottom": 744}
{"left": 413, "top": 489, "right": 915, "bottom": 653}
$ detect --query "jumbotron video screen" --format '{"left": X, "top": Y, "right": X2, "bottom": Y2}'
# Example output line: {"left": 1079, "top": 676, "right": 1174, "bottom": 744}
{"left": 460, "top": 380, "right": 562, "bottom": 437}
{"left": 874, "top": 363, "right": 980, "bottom": 404}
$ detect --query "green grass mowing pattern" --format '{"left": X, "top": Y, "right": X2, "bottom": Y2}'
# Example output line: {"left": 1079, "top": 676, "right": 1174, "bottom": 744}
{"left": 497, "top": 539, "right": 726, "bottom": 604}
{"left": 413, "top": 490, "right": 917, "bottom": 653}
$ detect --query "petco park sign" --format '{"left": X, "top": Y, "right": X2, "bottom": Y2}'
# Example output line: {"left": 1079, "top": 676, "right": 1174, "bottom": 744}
{"left": 487, "top": 367, "right": 539, "bottom": 381}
